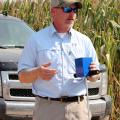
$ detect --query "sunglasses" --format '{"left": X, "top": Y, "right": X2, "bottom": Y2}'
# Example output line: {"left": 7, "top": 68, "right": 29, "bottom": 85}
{"left": 63, "top": 7, "right": 78, "bottom": 13}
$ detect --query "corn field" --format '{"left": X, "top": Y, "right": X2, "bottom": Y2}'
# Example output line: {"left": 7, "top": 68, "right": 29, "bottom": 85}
{"left": 0, "top": 0, "right": 120, "bottom": 119}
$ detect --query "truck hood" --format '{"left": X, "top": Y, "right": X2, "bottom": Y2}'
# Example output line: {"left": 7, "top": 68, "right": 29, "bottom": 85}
{"left": 0, "top": 48, "right": 22, "bottom": 70}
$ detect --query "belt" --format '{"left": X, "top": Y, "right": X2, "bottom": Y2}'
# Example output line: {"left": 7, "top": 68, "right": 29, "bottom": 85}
{"left": 36, "top": 95, "right": 84, "bottom": 102}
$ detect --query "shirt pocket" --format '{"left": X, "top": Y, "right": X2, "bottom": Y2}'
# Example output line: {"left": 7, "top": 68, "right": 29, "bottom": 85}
{"left": 37, "top": 48, "right": 61, "bottom": 67}
{"left": 65, "top": 45, "right": 84, "bottom": 75}
{"left": 63, "top": 47, "right": 76, "bottom": 75}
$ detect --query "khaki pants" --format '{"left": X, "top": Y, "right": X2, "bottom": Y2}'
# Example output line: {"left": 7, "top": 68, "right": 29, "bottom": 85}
{"left": 33, "top": 96, "right": 91, "bottom": 120}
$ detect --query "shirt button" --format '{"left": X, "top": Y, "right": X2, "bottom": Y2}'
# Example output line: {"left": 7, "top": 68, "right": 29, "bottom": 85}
{"left": 64, "top": 66, "right": 66, "bottom": 69}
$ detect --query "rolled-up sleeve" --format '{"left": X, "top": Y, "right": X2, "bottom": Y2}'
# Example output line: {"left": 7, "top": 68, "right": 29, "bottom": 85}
{"left": 18, "top": 33, "right": 37, "bottom": 72}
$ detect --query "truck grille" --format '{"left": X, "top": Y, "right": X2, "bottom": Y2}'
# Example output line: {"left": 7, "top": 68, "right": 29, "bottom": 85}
{"left": 9, "top": 74, "right": 18, "bottom": 80}
{"left": 10, "top": 89, "right": 34, "bottom": 97}
{"left": 1, "top": 71, "right": 34, "bottom": 101}
{"left": 1, "top": 71, "right": 102, "bottom": 100}
{"left": 10, "top": 88, "right": 99, "bottom": 97}
{"left": 88, "top": 88, "right": 99, "bottom": 95}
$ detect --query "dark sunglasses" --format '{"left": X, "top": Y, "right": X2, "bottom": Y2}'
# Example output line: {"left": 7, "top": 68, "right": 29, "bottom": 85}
{"left": 63, "top": 7, "right": 78, "bottom": 13}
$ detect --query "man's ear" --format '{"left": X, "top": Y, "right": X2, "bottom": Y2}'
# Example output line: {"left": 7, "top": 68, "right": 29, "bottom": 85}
{"left": 51, "top": 8, "right": 56, "bottom": 17}
{"left": 51, "top": 8, "right": 56, "bottom": 14}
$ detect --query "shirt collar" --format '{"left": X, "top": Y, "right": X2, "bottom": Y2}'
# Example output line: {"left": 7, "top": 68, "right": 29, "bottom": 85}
{"left": 49, "top": 24, "right": 57, "bottom": 37}
{"left": 49, "top": 23, "right": 74, "bottom": 37}
{"left": 69, "top": 28, "right": 74, "bottom": 36}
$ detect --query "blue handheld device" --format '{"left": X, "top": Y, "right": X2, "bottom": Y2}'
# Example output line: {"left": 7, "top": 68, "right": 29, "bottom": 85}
{"left": 75, "top": 57, "right": 92, "bottom": 77}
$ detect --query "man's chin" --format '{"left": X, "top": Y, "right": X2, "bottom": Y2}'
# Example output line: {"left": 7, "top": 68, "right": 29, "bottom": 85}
{"left": 67, "top": 23, "right": 74, "bottom": 28}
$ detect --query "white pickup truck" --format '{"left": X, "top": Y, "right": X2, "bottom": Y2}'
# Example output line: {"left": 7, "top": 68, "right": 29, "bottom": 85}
{"left": 0, "top": 14, "right": 112, "bottom": 120}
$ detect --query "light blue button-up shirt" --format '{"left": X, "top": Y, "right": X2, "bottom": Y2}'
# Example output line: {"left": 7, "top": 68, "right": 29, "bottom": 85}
{"left": 18, "top": 24, "right": 99, "bottom": 98}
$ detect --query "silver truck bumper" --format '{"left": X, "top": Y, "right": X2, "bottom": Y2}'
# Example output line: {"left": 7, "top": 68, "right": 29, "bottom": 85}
{"left": 0, "top": 99, "right": 35, "bottom": 118}
{"left": 90, "top": 95, "right": 112, "bottom": 116}
{"left": 90, "top": 99, "right": 107, "bottom": 116}
{"left": 0, "top": 95, "right": 112, "bottom": 118}
{"left": 5, "top": 101, "right": 35, "bottom": 116}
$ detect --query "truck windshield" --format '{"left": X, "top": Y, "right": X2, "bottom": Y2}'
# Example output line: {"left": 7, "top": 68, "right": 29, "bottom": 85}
{"left": 0, "top": 19, "right": 34, "bottom": 47}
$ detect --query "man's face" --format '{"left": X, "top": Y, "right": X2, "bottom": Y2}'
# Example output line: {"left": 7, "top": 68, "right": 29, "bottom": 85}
{"left": 51, "top": 4, "right": 78, "bottom": 31}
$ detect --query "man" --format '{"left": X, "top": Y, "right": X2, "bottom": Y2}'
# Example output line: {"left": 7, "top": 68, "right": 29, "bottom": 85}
{"left": 18, "top": 0, "right": 100, "bottom": 120}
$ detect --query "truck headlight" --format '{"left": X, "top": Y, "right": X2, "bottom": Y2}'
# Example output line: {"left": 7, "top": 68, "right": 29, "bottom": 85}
{"left": 100, "top": 70, "right": 108, "bottom": 95}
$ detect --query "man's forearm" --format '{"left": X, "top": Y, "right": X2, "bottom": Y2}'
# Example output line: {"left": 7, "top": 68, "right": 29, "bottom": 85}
{"left": 18, "top": 68, "right": 39, "bottom": 83}
{"left": 18, "top": 63, "right": 57, "bottom": 83}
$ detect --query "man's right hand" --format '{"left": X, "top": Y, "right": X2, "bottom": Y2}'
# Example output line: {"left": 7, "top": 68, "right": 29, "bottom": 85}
{"left": 37, "top": 62, "right": 57, "bottom": 81}
{"left": 18, "top": 62, "right": 57, "bottom": 83}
